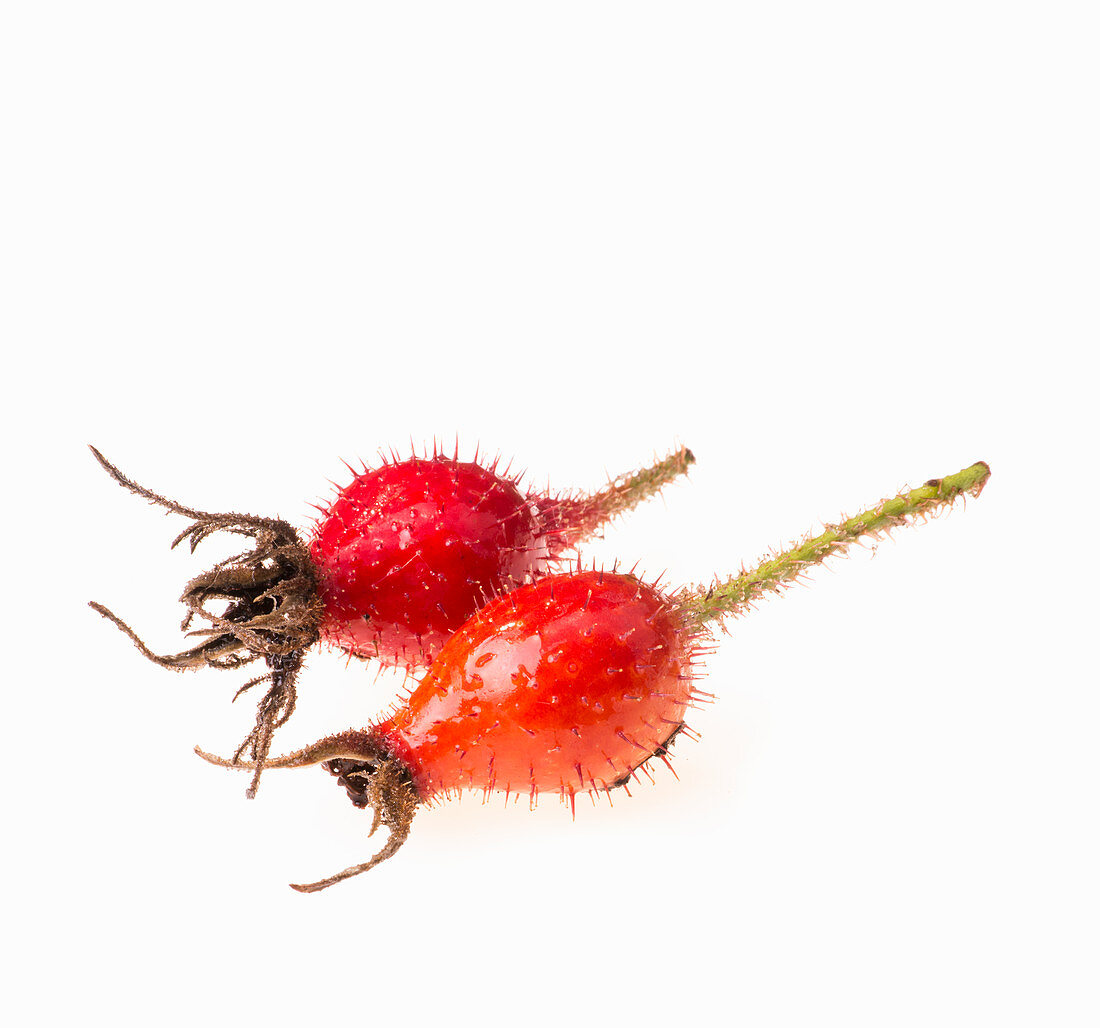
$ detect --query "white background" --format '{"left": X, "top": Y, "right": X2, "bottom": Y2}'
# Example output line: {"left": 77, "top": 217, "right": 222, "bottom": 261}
{"left": 4, "top": 3, "right": 1096, "bottom": 1026}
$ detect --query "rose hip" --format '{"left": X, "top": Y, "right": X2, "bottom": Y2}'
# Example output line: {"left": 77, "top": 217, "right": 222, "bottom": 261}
{"left": 198, "top": 461, "right": 991, "bottom": 892}
{"left": 310, "top": 447, "right": 692, "bottom": 667}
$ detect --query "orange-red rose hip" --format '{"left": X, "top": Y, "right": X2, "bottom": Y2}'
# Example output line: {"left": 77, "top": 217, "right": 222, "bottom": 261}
{"left": 379, "top": 570, "right": 698, "bottom": 803}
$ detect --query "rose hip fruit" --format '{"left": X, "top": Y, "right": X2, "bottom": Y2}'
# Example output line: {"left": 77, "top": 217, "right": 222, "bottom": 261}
{"left": 310, "top": 447, "right": 691, "bottom": 667}
{"left": 198, "top": 460, "right": 991, "bottom": 892}
{"left": 89, "top": 443, "right": 694, "bottom": 796}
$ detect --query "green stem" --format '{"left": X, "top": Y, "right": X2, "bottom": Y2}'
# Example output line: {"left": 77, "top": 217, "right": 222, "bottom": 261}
{"left": 589, "top": 444, "right": 696, "bottom": 521}
{"left": 553, "top": 445, "right": 695, "bottom": 545}
{"left": 678, "top": 460, "right": 990, "bottom": 626}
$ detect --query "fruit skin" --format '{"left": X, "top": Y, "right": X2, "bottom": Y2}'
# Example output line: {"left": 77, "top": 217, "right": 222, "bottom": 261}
{"left": 375, "top": 569, "right": 700, "bottom": 803}
{"left": 310, "top": 455, "right": 551, "bottom": 669}
{"left": 309, "top": 452, "right": 693, "bottom": 670}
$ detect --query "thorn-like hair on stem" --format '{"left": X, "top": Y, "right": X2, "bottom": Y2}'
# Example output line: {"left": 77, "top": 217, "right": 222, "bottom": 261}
{"left": 676, "top": 461, "right": 990, "bottom": 627}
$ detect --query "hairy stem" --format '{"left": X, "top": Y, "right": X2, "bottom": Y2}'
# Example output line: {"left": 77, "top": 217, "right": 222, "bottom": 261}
{"left": 678, "top": 460, "right": 991, "bottom": 625}
{"left": 551, "top": 445, "right": 695, "bottom": 545}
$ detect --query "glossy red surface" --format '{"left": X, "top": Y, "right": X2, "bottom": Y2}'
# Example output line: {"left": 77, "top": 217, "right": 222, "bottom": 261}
{"left": 310, "top": 456, "right": 557, "bottom": 667}
{"left": 374, "top": 571, "right": 698, "bottom": 802}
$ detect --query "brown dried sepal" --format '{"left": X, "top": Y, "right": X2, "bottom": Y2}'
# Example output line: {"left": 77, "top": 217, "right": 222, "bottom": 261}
{"left": 88, "top": 446, "right": 324, "bottom": 796}
{"left": 195, "top": 731, "right": 420, "bottom": 892}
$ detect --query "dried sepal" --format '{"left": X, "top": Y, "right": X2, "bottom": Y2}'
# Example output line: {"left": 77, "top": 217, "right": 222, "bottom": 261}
{"left": 195, "top": 732, "right": 419, "bottom": 891}
{"left": 88, "top": 446, "right": 323, "bottom": 795}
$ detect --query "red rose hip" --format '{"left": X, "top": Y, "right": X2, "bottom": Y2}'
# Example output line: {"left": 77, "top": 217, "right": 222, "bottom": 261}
{"left": 310, "top": 452, "right": 662, "bottom": 668}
